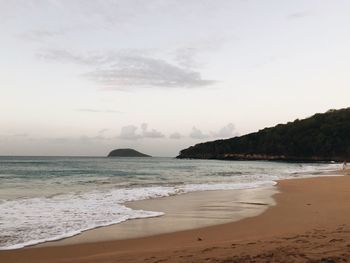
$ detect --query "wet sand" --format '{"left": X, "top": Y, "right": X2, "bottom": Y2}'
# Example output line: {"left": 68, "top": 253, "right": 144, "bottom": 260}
{"left": 1, "top": 175, "right": 350, "bottom": 262}
{"left": 39, "top": 187, "right": 276, "bottom": 246}
{"left": 341, "top": 168, "right": 350, "bottom": 175}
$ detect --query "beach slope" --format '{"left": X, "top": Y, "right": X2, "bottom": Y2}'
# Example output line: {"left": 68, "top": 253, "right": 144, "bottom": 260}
{"left": 0, "top": 176, "right": 349, "bottom": 262}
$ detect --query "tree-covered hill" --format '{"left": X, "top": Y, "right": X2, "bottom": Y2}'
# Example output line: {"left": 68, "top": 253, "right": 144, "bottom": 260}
{"left": 108, "top": 148, "right": 151, "bottom": 157}
{"left": 177, "top": 108, "right": 350, "bottom": 162}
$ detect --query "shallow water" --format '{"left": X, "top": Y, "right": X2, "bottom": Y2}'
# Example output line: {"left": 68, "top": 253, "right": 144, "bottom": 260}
{"left": 0, "top": 156, "right": 338, "bottom": 249}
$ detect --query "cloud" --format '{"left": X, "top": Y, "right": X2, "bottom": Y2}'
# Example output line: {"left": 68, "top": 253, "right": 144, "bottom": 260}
{"left": 119, "top": 125, "right": 140, "bottom": 140}
{"left": 0, "top": 133, "right": 29, "bottom": 142}
{"left": 140, "top": 123, "right": 165, "bottom": 138}
{"left": 12, "top": 133, "right": 29, "bottom": 137}
{"left": 211, "top": 123, "right": 238, "bottom": 138}
{"left": 38, "top": 49, "right": 216, "bottom": 89}
{"left": 19, "top": 30, "right": 64, "bottom": 42}
{"left": 86, "top": 56, "right": 215, "bottom": 89}
{"left": 98, "top": 128, "right": 110, "bottom": 134}
{"left": 49, "top": 135, "right": 111, "bottom": 145}
{"left": 37, "top": 49, "right": 119, "bottom": 66}
{"left": 119, "top": 123, "right": 164, "bottom": 140}
{"left": 287, "top": 12, "right": 310, "bottom": 20}
{"left": 175, "top": 47, "right": 198, "bottom": 69}
{"left": 189, "top": 127, "right": 210, "bottom": 139}
{"left": 169, "top": 132, "right": 182, "bottom": 139}
{"left": 76, "top": 108, "right": 122, "bottom": 113}
{"left": 188, "top": 123, "right": 238, "bottom": 140}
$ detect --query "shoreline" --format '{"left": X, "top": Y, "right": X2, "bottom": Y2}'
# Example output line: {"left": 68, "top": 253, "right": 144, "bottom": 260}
{"left": 33, "top": 168, "right": 345, "bottom": 248}
{"left": 0, "top": 174, "right": 349, "bottom": 262}
{"left": 37, "top": 186, "right": 277, "bottom": 247}
{"left": 10, "top": 169, "right": 344, "bottom": 251}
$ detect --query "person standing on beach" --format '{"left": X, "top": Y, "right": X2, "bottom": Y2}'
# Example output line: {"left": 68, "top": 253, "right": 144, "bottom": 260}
{"left": 343, "top": 161, "right": 347, "bottom": 170}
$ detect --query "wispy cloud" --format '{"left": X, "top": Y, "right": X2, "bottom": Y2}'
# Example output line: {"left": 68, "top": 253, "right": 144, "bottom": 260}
{"left": 287, "top": 12, "right": 310, "bottom": 20}
{"left": 0, "top": 133, "right": 29, "bottom": 140}
{"left": 169, "top": 132, "right": 182, "bottom": 139}
{"left": 174, "top": 47, "right": 198, "bottom": 69}
{"left": 85, "top": 56, "right": 215, "bottom": 89}
{"left": 38, "top": 49, "right": 216, "bottom": 89}
{"left": 98, "top": 128, "right": 110, "bottom": 134}
{"left": 37, "top": 49, "right": 119, "bottom": 66}
{"left": 76, "top": 108, "right": 122, "bottom": 113}
{"left": 12, "top": 133, "right": 29, "bottom": 137}
{"left": 19, "top": 30, "right": 64, "bottom": 42}
{"left": 50, "top": 135, "right": 110, "bottom": 144}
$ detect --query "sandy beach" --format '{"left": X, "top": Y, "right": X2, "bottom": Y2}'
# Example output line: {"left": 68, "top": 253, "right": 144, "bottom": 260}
{"left": 1, "top": 174, "right": 350, "bottom": 262}
{"left": 3, "top": 1, "right": 350, "bottom": 261}
{"left": 38, "top": 187, "right": 276, "bottom": 246}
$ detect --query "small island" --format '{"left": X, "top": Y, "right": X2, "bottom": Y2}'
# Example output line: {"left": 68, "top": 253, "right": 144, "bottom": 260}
{"left": 107, "top": 148, "right": 151, "bottom": 157}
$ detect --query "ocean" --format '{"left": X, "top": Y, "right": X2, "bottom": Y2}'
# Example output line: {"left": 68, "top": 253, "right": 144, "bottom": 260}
{"left": 0, "top": 156, "right": 338, "bottom": 250}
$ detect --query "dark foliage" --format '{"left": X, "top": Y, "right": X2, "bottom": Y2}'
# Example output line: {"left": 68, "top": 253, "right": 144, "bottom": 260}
{"left": 177, "top": 108, "right": 350, "bottom": 162}
{"left": 108, "top": 148, "right": 151, "bottom": 157}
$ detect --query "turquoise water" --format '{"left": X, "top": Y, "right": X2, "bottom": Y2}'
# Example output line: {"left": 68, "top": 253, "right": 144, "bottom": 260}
{"left": 0, "top": 156, "right": 337, "bottom": 249}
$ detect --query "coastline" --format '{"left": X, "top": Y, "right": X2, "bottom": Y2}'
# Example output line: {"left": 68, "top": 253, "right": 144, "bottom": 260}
{"left": 341, "top": 167, "right": 350, "bottom": 175}
{"left": 37, "top": 187, "right": 277, "bottom": 247}
{"left": 1, "top": 173, "right": 349, "bottom": 262}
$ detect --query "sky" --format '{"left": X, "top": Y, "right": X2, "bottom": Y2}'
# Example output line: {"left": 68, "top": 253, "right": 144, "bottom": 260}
{"left": 1, "top": 0, "right": 350, "bottom": 157}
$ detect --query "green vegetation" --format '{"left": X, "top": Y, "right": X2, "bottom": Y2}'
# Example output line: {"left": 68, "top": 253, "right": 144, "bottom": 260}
{"left": 177, "top": 108, "right": 350, "bottom": 162}
{"left": 108, "top": 148, "right": 151, "bottom": 157}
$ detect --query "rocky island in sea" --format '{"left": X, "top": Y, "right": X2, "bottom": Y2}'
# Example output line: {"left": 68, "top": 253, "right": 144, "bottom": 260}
{"left": 108, "top": 148, "right": 151, "bottom": 157}
{"left": 177, "top": 108, "right": 350, "bottom": 162}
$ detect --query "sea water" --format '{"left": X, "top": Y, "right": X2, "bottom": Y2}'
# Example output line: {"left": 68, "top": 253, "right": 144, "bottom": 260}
{"left": 0, "top": 156, "right": 338, "bottom": 249}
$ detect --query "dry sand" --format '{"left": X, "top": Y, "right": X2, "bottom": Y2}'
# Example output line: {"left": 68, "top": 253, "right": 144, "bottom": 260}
{"left": 1, "top": 175, "right": 350, "bottom": 263}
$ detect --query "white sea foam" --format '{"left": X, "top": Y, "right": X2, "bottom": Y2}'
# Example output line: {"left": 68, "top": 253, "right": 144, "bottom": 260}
{"left": 0, "top": 181, "right": 276, "bottom": 250}
{"left": 0, "top": 157, "right": 340, "bottom": 250}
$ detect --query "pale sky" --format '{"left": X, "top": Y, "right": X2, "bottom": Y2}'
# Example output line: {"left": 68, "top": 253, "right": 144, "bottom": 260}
{"left": 1, "top": 0, "right": 349, "bottom": 157}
